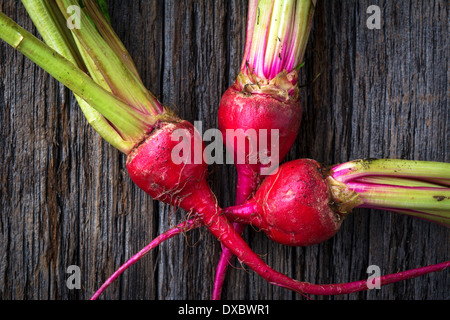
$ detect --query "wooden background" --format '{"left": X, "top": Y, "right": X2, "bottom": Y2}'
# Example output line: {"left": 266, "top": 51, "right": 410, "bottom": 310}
{"left": 0, "top": 0, "right": 448, "bottom": 300}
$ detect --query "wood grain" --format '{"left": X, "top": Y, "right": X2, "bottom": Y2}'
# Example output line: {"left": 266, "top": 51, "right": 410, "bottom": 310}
{"left": 0, "top": 0, "right": 448, "bottom": 300}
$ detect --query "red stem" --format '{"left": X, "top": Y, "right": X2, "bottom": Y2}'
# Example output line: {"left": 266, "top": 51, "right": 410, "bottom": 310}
{"left": 281, "top": 261, "right": 450, "bottom": 295}
{"left": 212, "top": 166, "right": 260, "bottom": 300}
{"left": 212, "top": 223, "right": 246, "bottom": 300}
{"left": 206, "top": 204, "right": 449, "bottom": 296}
{"left": 202, "top": 205, "right": 450, "bottom": 296}
{"left": 90, "top": 218, "right": 200, "bottom": 300}
{"left": 92, "top": 202, "right": 449, "bottom": 299}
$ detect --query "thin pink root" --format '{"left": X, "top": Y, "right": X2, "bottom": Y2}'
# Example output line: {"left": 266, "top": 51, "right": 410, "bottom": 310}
{"left": 262, "top": 260, "right": 450, "bottom": 296}
{"left": 212, "top": 168, "right": 258, "bottom": 300}
{"left": 212, "top": 223, "right": 246, "bottom": 300}
{"left": 91, "top": 209, "right": 449, "bottom": 299}
{"left": 206, "top": 206, "right": 450, "bottom": 297}
{"left": 90, "top": 218, "right": 200, "bottom": 300}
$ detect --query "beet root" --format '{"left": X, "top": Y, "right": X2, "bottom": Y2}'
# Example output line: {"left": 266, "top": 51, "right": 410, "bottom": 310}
{"left": 225, "top": 159, "right": 344, "bottom": 246}
{"left": 126, "top": 119, "right": 218, "bottom": 216}
{"left": 218, "top": 80, "right": 302, "bottom": 193}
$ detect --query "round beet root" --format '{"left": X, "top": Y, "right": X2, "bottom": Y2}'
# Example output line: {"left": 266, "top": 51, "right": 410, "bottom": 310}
{"left": 126, "top": 119, "right": 217, "bottom": 215}
{"left": 218, "top": 81, "right": 302, "bottom": 184}
{"left": 225, "top": 159, "right": 344, "bottom": 246}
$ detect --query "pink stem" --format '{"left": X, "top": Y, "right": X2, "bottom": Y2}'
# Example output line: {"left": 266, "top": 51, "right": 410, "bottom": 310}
{"left": 240, "top": 0, "right": 259, "bottom": 74}
{"left": 90, "top": 218, "right": 200, "bottom": 300}
{"left": 204, "top": 205, "right": 450, "bottom": 297}
{"left": 274, "top": 261, "right": 450, "bottom": 296}
{"left": 212, "top": 165, "right": 260, "bottom": 300}
{"left": 212, "top": 223, "right": 247, "bottom": 300}
{"left": 222, "top": 201, "right": 260, "bottom": 223}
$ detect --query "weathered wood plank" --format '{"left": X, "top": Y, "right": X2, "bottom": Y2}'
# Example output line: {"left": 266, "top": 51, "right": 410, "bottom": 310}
{"left": 0, "top": 0, "right": 448, "bottom": 300}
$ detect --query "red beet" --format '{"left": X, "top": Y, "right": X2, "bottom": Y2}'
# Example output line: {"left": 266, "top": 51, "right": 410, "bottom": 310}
{"left": 3, "top": 1, "right": 446, "bottom": 300}
{"left": 224, "top": 158, "right": 343, "bottom": 246}
{"left": 218, "top": 79, "right": 303, "bottom": 202}
{"left": 126, "top": 119, "right": 217, "bottom": 215}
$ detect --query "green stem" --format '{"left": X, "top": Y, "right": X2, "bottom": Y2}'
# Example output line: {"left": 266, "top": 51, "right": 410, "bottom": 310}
{"left": 55, "top": 0, "right": 162, "bottom": 116}
{"left": 353, "top": 176, "right": 449, "bottom": 188}
{"left": 21, "top": 0, "right": 84, "bottom": 68}
{"left": 0, "top": 11, "right": 149, "bottom": 143}
{"left": 332, "top": 159, "right": 450, "bottom": 186}
{"left": 82, "top": 0, "right": 142, "bottom": 81}
{"left": 349, "top": 183, "right": 450, "bottom": 226}
{"left": 329, "top": 159, "right": 450, "bottom": 227}
{"left": 21, "top": 0, "right": 134, "bottom": 153}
